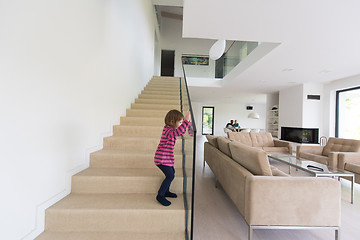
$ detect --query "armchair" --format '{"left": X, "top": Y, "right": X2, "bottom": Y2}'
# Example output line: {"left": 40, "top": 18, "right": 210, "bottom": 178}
{"left": 297, "top": 137, "right": 360, "bottom": 169}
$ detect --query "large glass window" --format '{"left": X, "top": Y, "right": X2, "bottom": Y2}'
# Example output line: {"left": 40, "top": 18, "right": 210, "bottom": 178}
{"left": 336, "top": 87, "right": 360, "bottom": 140}
{"left": 202, "top": 107, "right": 214, "bottom": 135}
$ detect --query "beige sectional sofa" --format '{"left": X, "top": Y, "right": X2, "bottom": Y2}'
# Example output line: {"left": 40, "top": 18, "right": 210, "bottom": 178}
{"left": 227, "top": 132, "right": 292, "bottom": 155}
{"left": 205, "top": 135, "right": 341, "bottom": 240}
{"left": 297, "top": 137, "right": 360, "bottom": 183}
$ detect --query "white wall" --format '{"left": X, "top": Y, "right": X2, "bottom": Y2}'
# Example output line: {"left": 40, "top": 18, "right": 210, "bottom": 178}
{"left": 160, "top": 16, "right": 217, "bottom": 77}
{"left": 279, "top": 84, "right": 304, "bottom": 131}
{"left": 0, "top": 1, "right": 156, "bottom": 239}
{"left": 192, "top": 101, "right": 266, "bottom": 137}
{"left": 323, "top": 74, "right": 360, "bottom": 137}
{"left": 279, "top": 83, "right": 324, "bottom": 139}
{"left": 302, "top": 83, "right": 323, "bottom": 130}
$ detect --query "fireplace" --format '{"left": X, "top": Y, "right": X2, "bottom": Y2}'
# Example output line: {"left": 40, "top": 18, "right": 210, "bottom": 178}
{"left": 281, "top": 127, "right": 319, "bottom": 144}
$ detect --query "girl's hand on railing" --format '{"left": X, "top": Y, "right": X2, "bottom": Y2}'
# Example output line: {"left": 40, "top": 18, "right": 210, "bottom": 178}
{"left": 185, "top": 109, "right": 191, "bottom": 122}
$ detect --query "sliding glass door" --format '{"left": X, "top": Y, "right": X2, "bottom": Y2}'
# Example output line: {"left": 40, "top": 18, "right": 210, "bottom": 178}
{"left": 336, "top": 87, "right": 360, "bottom": 140}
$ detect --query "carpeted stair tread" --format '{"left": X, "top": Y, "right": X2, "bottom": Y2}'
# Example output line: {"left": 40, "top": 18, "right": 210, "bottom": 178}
{"left": 120, "top": 116, "right": 166, "bottom": 126}
{"left": 102, "top": 135, "right": 182, "bottom": 152}
{"left": 126, "top": 109, "right": 170, "bottom": 117}
{"left": 71, "top": 168, "right": 185, "bottom": 193}
{"left": 48, "top": 193, "right": 184, "bottom": 210}
{"left": 113, "top": 125, "right": 164, "bottom": 137}
{"left": 74, "top": 167, "right": 183, "bottom": 178}
{"left": 44, "top": 194, "right": 185, "bottom": 232}
{"left": 90, "top": 149, "right": 182, "bottom": 168}
{"left": 141, "top": 89, "right": 180, "bottom": 95}
{"left": 36, "top": 231, "right": 185, "bottom": 240}
{"left": 131, "top": 103, "right": 180, "bottom": 110}
{"left": 139, "top": 94, "right": 180, "bottom": 100}
{"left": 135, "top": 98, "right": 180, "bottom": 105}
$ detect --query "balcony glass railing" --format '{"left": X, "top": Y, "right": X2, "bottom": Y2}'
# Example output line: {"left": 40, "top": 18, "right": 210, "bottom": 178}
{"left": 180, "top": 65, "right": 197, "bottom": 240}
{"left": 181, "top": 40, "right": 258, "bottom": 80}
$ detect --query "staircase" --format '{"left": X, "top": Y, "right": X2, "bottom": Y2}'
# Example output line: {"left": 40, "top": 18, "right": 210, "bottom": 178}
{"left": 36, "top": 76, "right": 187, "bottom": 240}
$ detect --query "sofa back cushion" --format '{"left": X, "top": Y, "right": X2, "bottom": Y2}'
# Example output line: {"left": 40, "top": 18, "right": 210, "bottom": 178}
{"left": 227, "top": 132, "right": 252, "bottom": 146}
{"left": 250, "top": 132, "right": 275, "bottom": 147}
{"left": 206, "top": 135, "right": 218, "bottom": 148}
{"left": 217, "top": 136, "right": 232, "bottom": 158}
{"left": 322, "top": 137, "right": 360, "bottom": 157}
{"left": 229, "top": 141, "right": 272, "bottom": 176}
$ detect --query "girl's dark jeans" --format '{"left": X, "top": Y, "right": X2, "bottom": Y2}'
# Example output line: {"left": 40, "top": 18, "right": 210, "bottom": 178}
{"left": 157, "top": 165, "right": 175, "bottom": 197}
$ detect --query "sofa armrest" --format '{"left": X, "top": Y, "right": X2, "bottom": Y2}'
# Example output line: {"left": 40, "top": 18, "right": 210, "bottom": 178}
{"left": 244, "top": 176, "right": 341, "bottom": 227}
{"left": 273, "top": 139, "right": 293, "bottom": 155}
{"left": 327, "top": 152, "right": 340, "bottom": 168}
{"left": 296, "top": 145, "right": 324, "bottom": 157}
{"left": 338, "top": 152, "right": 360, "bottom": 169}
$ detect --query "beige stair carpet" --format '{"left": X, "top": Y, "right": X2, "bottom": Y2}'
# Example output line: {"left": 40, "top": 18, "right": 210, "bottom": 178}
{"left": 36, "top": 76, "right": 187, "bottom": 239}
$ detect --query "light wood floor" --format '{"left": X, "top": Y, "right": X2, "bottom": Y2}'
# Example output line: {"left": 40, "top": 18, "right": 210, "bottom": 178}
{"left": 193, "top": 136, "right": 360, "bottom": 240}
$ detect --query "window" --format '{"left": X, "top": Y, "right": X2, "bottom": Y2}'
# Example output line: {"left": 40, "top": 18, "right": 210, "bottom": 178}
{"left": 336, "top": 86, "right": 360, "bottom": 140}
{"left": 202, "top": 107, "right": 214, "bottom": 135}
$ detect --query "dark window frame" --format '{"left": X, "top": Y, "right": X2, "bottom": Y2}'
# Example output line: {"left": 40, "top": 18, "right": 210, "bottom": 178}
{"left": 202, "top": 106, "right": 215, "bottom": 135}
{"left": 335, "top": 86, "right": 360, "bottom": 137}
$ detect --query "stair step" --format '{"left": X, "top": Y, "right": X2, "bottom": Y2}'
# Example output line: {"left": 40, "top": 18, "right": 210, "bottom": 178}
{"left": 131, "top": 103, "right": 180, "bottom": 110}
{"left": 44, "top": 193, "right": 185, "bottom": 232}
{"left": 141, "top": 90, "right": 179, "bottom": 96}
{"left": 36, "top": 231, "right": 185, "bottom": 240}
{"left": 71, "top": 168, "right": 184, "bottom": 194}
{"left": 145, "top": 85, "right": 180, "bottom": 91}
{"left": 141, "top": 88, "right": 180, "bottom": 96}
{"left": 90, "top": 149, "right": 182, "bottom": 168}
{"left": 113, "top": 125, "right": 163, "bottom": 137}
{"left": 125, "top": 109, "right": 168, "bottom": 118}
{"left": 120, "top": 116, "right": 164, "bottom": 126}
{"left": 139, "top": 94, "right": 179, "bottom": 100}
{"left": 135, "top": 98, "right": 180, "bottom": 105}
{"left": 103, "top": 135, "right": 182, "bottom": 152}
{"left": 149, "top": 78, "right": 180, "bottom": 83}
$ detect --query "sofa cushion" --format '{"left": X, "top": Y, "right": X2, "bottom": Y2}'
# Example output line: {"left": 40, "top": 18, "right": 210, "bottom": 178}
{"left": 229, "top": 141, "right": 272, "bottom": 176}
{"left": 345, "top": 163, "right": 360, "bottom": 174}
{"left": 322, "top": 137, "right": 360, "bottom": 157}
{"left": 250, "top": 132, "right": 275, "bottom": 147}
{"left": 217, "top": 136, "right": 232, "bottom": 158}
{"left": 206, "top": 135, "right": 218, "bottom": 148}
{"left": 262, "top": 147, "right": 289, "bottom": 154}
{"left": 299, "top": 152, "right": 328, "bottom": 165}
{"left": 227, "top": 132, "right": 252, "bottom": 146}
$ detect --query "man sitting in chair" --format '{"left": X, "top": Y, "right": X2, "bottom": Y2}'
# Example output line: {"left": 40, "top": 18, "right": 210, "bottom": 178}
{"left": 225, "top": 120, "right": 234, "bottom": 129}
{"left": 225, "top": 120, "right": 235, "bottom": 133}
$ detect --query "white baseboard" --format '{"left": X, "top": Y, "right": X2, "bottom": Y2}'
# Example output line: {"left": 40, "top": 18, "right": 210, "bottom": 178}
{"left": 21, "top": 118, "right": 119, "bottom": 240}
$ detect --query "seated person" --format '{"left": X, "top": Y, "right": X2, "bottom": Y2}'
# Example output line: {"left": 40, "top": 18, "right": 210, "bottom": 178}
{"left": 225, "top": 120, "right": 235, "bottom": 130}
{"left": 233, "top": 120, "right": 241, "bottom": 131}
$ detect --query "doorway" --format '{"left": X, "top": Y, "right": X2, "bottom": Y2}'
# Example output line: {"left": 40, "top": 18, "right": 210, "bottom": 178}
{"left": 161, "top": 50, "right": 175, "bottom": 77}
{"left": 202, "top": 106, "right": 215, "bottom": 135}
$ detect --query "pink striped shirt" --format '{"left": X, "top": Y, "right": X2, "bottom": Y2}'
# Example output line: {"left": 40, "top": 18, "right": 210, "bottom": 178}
{"left": 154, "top": 120, "right": 190, "bottom": 166}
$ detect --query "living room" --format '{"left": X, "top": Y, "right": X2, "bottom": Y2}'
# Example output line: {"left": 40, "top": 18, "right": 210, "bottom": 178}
{"left": 159, "top": 1, "right": 360, "bottom": 239}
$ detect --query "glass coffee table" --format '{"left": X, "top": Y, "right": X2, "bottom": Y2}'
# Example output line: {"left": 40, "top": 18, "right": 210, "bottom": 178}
{"left": 268, "top": 154, "right": 355, "bottom": 204}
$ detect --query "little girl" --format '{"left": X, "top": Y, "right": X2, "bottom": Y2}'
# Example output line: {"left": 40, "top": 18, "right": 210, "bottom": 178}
{"left": 154, "top": 109, "right": 191, "bottom": 206}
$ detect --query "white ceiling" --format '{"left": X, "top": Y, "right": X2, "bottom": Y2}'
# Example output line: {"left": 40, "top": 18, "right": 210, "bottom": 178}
{"left": 181, "top": 0, "right": 360, "bottom": 94}
{"left": 152, "top": 0, "right": 360, "bottom": 101}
